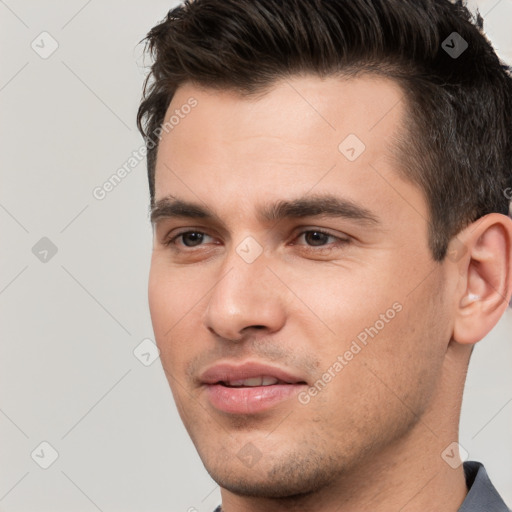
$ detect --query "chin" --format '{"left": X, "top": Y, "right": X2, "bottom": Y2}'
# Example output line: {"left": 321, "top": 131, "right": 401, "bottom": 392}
{"left": 202, "top": 450, "right": 338, "bottom": 499}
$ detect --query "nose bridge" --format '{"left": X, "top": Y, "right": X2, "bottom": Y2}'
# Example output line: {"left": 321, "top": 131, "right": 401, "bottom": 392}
{"left": 203, "top": 244, "right": 286, "bottom": 340}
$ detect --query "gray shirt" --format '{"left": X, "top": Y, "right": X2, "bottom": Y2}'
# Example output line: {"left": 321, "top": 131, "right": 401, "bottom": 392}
{"left": 212, "top": 461, "right": 510, "bottom": 511}
{"left": 459, "top": 461, "right": 510, "bottom": 511}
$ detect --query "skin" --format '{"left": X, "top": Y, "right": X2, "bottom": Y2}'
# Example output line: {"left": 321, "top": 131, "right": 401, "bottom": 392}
{"left": 148, "top": 75, "right": 512, "bottom": 512}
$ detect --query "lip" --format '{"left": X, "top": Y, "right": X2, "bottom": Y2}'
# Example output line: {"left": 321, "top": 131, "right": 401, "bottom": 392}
{"left": 200, "top": 362, "right": 308, "bottom": 414}
{"left": 200, "top": 362, "right": 306, "bottom": 385}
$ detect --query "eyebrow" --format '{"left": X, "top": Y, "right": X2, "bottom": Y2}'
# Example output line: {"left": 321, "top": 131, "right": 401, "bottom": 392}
{"left": 150, "top": 194, "right": 380, "bottom": 227}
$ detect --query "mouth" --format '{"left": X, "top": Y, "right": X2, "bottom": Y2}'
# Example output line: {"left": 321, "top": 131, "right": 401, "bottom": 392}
{"left": 220, "top": 376, "right": 296, "bottom": 387}
{"left": 200, "top": 362, "right": 308, "bottom": 414}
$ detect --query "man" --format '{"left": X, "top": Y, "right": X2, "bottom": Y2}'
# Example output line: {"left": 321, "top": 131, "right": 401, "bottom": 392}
{"left": 137, "top": 0, "right": 512, "bottom": 510}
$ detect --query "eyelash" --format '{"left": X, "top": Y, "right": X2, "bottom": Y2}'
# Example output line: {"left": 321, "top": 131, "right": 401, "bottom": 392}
{"left": 163, "top": 228, "right": 350, "bottom": 251}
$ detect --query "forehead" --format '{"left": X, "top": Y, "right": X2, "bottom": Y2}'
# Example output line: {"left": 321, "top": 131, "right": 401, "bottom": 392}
{"left": 158, "top": 74, "right": 405, "bottom": 160}
{"left": 153, "top": 75, "right": 424, "bottom": 227}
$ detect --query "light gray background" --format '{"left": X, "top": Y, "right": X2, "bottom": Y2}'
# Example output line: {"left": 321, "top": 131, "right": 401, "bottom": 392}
{"left": 0, "top": 1, "right": 511, "bottom": 510}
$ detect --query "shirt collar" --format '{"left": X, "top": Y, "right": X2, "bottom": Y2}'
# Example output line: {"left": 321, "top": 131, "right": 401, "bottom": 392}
{"left": 458, "top": 461, "right": 510, "bottom": 511}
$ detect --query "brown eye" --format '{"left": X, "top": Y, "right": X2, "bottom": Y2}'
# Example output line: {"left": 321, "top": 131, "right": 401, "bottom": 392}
{"left": 303, "top": 231, "right": 332, "bottom": 246}
{"left": 292, "top": 229, "right": 351, "bottom": 252}
{"left": 179, "top": 231, "right": 206, "bottom": 247}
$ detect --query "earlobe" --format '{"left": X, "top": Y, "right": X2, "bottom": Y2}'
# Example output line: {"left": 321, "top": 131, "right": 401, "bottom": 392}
{"left": 451, "top": 214, "right": 512, "bottom": 345}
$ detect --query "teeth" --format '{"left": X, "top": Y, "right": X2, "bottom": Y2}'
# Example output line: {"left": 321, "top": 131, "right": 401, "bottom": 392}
{"left": 225, "top": 376, "right": 279, "bottom": 387}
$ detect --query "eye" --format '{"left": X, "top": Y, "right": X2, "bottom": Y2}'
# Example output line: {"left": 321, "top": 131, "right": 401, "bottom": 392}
{"left": 165, "top": 230, "right": 214, "bottom": 248}
{"left": 295, "top": 229, "right": 349, "bottom": 248}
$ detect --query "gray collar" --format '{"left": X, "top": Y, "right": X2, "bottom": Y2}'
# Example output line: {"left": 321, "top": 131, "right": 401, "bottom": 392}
{"left": 458, "top": 461, "right": 511, "bottom": 511}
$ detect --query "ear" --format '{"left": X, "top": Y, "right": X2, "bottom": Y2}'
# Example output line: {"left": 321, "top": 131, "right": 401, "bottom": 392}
{"left": 451, "top": 213, "right": 512, "bottom": 345}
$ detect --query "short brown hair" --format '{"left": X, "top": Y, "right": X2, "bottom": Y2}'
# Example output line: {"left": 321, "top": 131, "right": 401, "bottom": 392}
{"left": 137, "top": 0, "right": 512, "bottom": 260}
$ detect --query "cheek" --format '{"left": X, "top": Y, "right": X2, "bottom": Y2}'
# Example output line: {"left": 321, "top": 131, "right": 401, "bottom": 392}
{"left": 148, "top": 262, "right": 172, "bottom": 339}
{"left": 148, "top": 260, "right": 191, "bottom": 363}
{"left": 350, "top": 277, "right": 449, "bottom": 413}
{"left": 287, "top": 264, "right": 400, "bottom": 347}
{"left": 292, "top": 261, "right": 445, "bottom": 396}
{"left": 148, "top": 257, "right": 201, "bottom": 334}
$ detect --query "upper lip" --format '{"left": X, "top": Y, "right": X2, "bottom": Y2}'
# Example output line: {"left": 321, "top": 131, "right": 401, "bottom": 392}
{"left": 199, "top": 362, "right": 307, "bottom": 385}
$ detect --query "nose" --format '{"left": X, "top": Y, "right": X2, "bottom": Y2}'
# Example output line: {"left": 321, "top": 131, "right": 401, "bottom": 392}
{"left": 202, "top": 249, "right": 287, "bottom": 342}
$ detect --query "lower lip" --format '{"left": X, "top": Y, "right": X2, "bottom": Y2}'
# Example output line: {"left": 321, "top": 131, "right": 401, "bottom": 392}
{"left": 205, "top": 383, "right": 305, "bottom": 414}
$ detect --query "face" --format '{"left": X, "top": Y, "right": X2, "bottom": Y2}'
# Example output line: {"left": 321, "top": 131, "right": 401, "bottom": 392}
{"left": 149, "top": 75, "right": 453, "bottom": 498}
